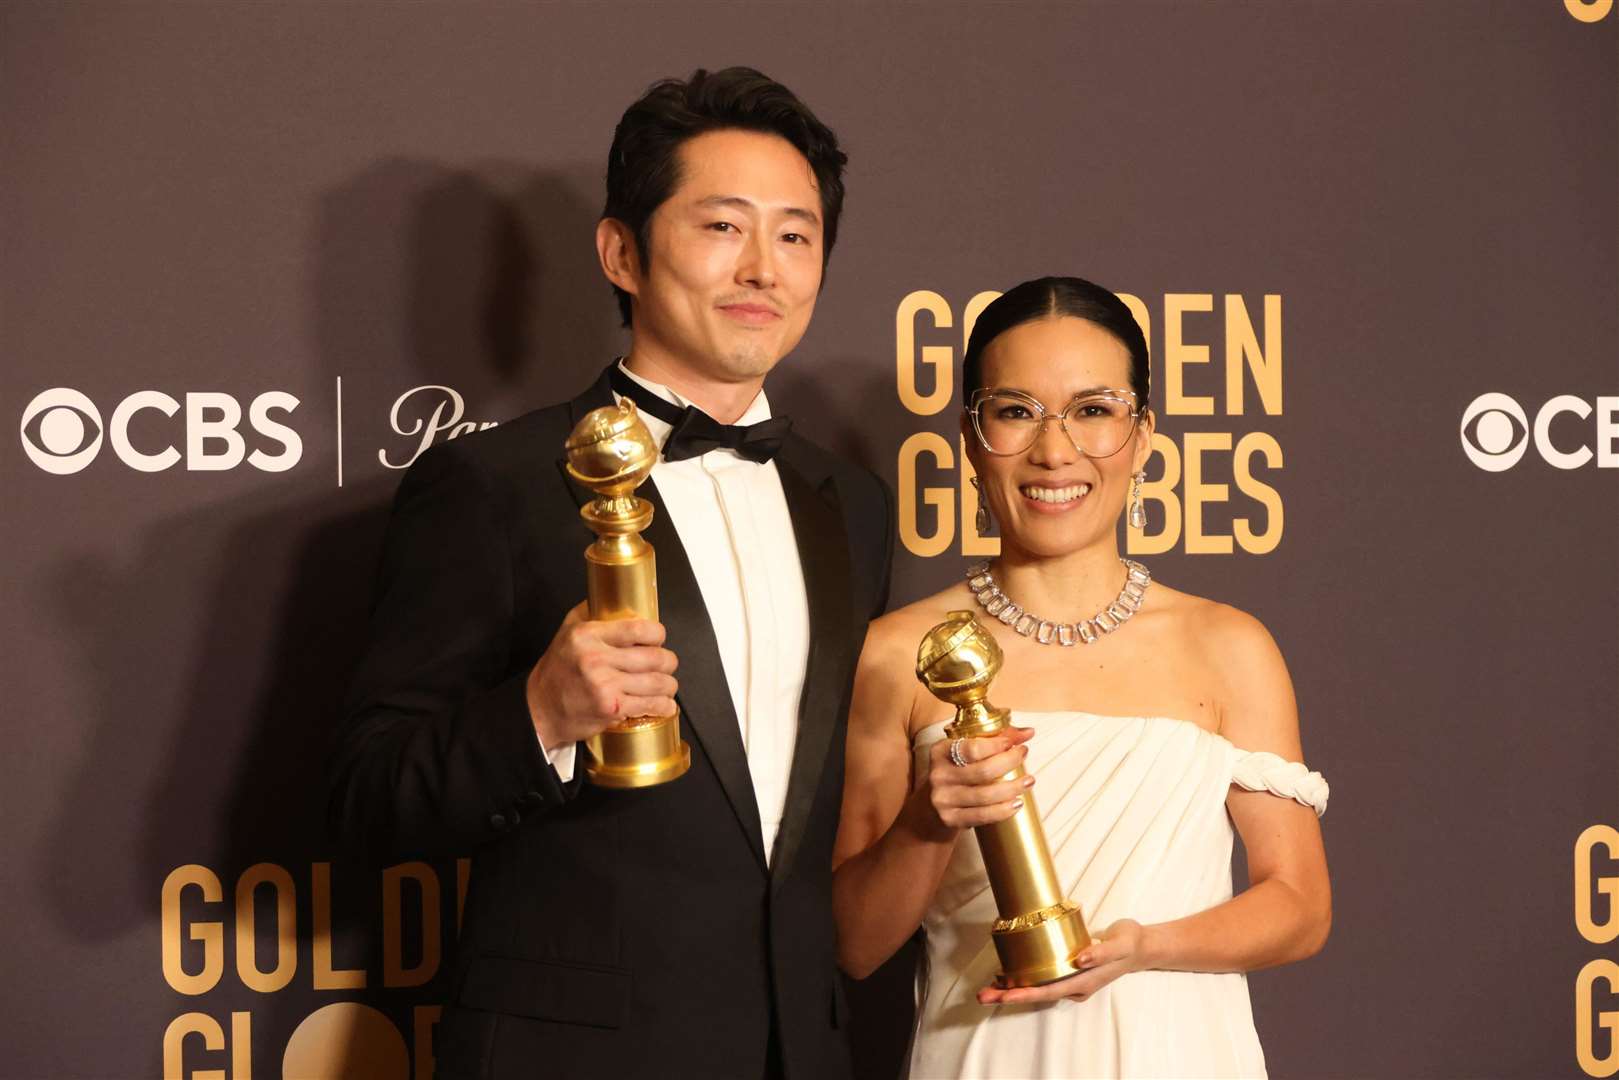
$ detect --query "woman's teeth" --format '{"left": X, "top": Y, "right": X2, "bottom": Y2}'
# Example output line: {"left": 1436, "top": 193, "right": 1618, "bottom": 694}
{"left": 1021, "top": 484, "right": 1091, "bottom": 504}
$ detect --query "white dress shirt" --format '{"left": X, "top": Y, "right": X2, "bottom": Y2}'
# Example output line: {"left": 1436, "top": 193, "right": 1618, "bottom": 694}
{"left": 540, "top": 362, "right": 811, "bottom": 862}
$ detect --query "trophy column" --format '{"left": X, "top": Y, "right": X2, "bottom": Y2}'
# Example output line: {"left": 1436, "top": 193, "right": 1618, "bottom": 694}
{"left": 917, "top": 610, "right": 1091, "bottom": 988}
{"left": 564, "top": 400, "right": 691, "bottom": 788}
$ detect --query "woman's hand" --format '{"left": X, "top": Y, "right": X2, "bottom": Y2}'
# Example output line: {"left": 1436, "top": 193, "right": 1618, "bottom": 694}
{"left": 976, "top": 919, "right": 1149, "bottom": 1006}
{"left": 922, "top": 726, "right": 1037, "bottom": 835}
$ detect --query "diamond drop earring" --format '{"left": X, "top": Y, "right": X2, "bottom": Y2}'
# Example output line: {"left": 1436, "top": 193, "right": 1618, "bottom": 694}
{"left": 1128, "top": 471, "right": 1146, "bottom": 529}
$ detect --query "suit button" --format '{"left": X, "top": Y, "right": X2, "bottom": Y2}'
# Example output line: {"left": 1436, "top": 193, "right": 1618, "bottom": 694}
{"left": 524, "top": 790, "right": 545, "bottom": 806}
{"left": 489, "top": 812, "right": 507, "bottom": 829}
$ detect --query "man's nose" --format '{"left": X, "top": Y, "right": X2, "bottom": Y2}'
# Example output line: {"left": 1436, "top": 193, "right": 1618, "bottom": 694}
{"left": 737, "top": 231, "right": 777, "bottom": 289}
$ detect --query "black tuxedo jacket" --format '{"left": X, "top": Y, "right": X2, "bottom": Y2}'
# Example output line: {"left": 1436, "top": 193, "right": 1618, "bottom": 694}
{"left": 330, "top": 365, "right": 893, "bottom": 1080}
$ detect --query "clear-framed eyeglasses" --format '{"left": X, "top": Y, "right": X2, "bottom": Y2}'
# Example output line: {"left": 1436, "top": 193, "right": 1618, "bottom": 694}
{"left": 967, "top": 387, "right": 1144, "bottom": 458}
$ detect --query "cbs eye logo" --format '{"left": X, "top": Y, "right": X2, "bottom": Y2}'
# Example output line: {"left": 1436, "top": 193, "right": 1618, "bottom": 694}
{"left": 1460, "top": 391, "right": 1618, "bottom": 472}
{"left": 1459, "top": 393, "right": 1531, "bottom": 472}
{"left": 19, "top": 387, "right": 302, "bottom": 475}
{"left": 20, "top": 389, "right": 105, "bottom": 475}
{"left": 1565, "top": 0, "right": 1614, "bottom": 23}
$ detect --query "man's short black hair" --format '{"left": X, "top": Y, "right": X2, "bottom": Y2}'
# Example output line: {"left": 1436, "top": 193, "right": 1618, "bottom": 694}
{"left": 602, "top": 67, "right": 848, "bottom": 327}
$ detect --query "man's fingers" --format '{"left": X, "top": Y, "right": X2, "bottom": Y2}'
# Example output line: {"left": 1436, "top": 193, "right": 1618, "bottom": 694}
{"left": 615, "top": 672, "right": 679, "bottom": 700}
{"left": 591, "top": 618, "right": 668, "bottom": 648}
{"left": 617, "top": 695, "right": 678, "bottom": 720}
{"left": 606, "top": 645, "right": 678, "bottom": 675}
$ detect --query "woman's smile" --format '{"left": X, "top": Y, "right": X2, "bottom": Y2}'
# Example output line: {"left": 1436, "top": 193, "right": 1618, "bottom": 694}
{"left": 1017, "top": 482, "right": 1093, "bottom": 511}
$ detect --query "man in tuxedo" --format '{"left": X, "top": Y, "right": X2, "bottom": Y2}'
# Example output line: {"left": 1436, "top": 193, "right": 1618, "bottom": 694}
{"left": 329, "top": 68, "right": 892, "bottom": 1079}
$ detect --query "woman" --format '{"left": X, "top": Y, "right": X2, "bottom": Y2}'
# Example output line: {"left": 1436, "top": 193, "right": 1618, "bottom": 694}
{"left": 832, "top": 276, "right": 1330, "bottom": 1079}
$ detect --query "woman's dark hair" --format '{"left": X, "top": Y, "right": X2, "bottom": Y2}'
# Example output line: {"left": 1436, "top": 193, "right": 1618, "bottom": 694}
{"left": 602, "top": 67, "right": 848, "bottom": 327}
{"left": 962, "top": 276, "right": 1151, "bottom": 412}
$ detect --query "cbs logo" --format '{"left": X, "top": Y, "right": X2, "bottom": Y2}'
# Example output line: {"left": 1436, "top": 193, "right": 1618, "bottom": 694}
{"left": 1459, "top": 392, "right": 1617, "bottom": 472}
{"left": 1565, "top": 0, "right": 1613, "bottom": 23}
{"left": 19, "top": 387, "right": 302, "bottom": 476}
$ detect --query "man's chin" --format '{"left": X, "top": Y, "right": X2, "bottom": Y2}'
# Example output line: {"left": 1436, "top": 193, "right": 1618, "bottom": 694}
{"left": 717, "top": 340, "right": 789, "bottom": 381}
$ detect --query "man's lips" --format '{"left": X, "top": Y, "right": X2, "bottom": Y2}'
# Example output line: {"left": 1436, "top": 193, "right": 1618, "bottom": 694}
{"left": 717, "top": 302, "right": 782, "bottom": 325}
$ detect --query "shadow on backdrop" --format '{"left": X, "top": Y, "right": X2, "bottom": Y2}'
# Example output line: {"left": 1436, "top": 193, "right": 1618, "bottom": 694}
{"left": 39, "top": 156, "right": 614, "bottom": 1077}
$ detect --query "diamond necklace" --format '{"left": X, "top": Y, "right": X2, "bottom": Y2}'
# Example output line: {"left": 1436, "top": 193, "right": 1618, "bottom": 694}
{"left": 965, "top": 559, "right": 1151, "bottom": 646}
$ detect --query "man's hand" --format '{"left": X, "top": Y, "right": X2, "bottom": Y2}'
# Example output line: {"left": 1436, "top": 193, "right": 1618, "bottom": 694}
{"left": 526, "top": 602, "right": 679, "bottom": 748}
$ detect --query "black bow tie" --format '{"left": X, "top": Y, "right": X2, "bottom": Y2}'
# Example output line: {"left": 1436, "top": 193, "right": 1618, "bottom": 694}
{"left": 610, "top": 366, "right": 791, "bottom": 464}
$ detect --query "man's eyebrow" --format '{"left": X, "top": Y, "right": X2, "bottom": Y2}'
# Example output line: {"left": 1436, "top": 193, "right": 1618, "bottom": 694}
{"left": 697, "top": 194, "right": 820, "bottom": 226}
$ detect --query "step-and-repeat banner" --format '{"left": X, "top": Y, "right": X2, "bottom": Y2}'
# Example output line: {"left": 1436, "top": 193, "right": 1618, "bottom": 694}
{"left": 4, "top": 3, "right": 1615, "bottom": 1078}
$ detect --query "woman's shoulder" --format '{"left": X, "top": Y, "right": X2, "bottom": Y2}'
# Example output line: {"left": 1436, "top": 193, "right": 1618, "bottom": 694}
{"left": 1147, "top": 581, "right": 1279, "bottom": 654}
{"left": 851, "top": 585, "right": 973, "bottom": 731}
{"left": 1148, "top": 580, "right": 1297, "bottom": 743}
{"left": 868, "top": 581, "right": 978, "bottom": 653}
{"left": 861, "top": 582, "right": 984, "bottom": 683}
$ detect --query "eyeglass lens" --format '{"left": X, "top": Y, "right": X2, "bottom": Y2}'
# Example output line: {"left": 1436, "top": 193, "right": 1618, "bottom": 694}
{"left": 974, "top": 393, "right": 1137, "bottom": 457}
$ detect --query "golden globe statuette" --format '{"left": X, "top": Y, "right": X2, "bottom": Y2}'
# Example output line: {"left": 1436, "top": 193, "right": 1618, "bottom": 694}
{"left": 917, "top": 611, "right": 1091, "bottom": 988}
{"left": 564, "top": 399, "right": 691, "bottom": 788}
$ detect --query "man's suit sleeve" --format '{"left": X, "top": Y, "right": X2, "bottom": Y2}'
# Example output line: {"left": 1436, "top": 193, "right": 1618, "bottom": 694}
{"left": 845, "top": 466, "right": 896, "bottom": 621}
{"left": 328, "top": 442, "right": 571, "bottom": 863}
{"left": 872, "top": 470, "right": 895, "bottom": 619}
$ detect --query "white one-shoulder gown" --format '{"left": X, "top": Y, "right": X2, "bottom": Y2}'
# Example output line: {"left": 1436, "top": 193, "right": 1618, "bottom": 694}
{"left": 909, "top": 711, "right": 1328, "bottom": 1080}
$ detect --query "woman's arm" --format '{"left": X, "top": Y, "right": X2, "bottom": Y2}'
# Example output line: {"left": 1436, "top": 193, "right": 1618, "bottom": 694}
{"left": 981, "top": 606, "right": 1330, "bottom": 1005}
{"left": 1141, "top": 607, "right": 1331, "bottom": 970}
{"left": 831, "top": 616, "right": 1032, "bottom": 979}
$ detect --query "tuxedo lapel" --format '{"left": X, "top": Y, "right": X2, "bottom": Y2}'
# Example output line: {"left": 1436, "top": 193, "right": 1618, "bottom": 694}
{"left": 768, "top": 447, "right": 854, "bottom": 886}
{"left": 565, "top": 363, "right": 618, "bottom": 427}
{"left": 637, "top": 477, "right": 769, "bottom": 867}
{"left": 557, "top": 363, "right": 768, "bottom": 870}
{"left": 553, "top": 363, "right": 615, "bottom": 509}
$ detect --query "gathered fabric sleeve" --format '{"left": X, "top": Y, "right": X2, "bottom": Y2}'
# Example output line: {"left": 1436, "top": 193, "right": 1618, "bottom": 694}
{"left": 1228, "top": 748, "right": 1329, "bottom": 816}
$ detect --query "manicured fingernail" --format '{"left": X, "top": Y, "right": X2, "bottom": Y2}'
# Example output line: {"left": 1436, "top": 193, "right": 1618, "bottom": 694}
{"left": 1023, "top": 775, "right": 1035, "bottom": 787}
{"left": 1011, "top": 797, "right": 1024, "bottom": 810}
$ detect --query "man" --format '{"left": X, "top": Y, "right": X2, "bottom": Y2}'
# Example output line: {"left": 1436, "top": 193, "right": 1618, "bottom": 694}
{"left": 329, "top": 68, "right": 892, "bottom": 1080}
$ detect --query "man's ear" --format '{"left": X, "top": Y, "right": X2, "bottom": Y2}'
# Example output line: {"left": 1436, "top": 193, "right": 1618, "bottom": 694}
{"left": 596, "top": 218, "right": 640, "bottom": 297}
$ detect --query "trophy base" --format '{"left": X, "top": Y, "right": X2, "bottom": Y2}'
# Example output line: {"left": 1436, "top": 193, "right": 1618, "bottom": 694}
{"left": 991, "top": 901, "right": 1091, "bottom": 989}
{"left": 584, "top": 714, "right": 691, "bottom": 788}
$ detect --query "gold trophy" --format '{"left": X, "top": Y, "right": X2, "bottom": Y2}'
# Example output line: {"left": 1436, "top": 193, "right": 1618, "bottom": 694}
{"left": 917, "top": 610, "right": 1091, "bottom": 988}
{"left": 564, "top": 399, "right": 691, "bottom": 788}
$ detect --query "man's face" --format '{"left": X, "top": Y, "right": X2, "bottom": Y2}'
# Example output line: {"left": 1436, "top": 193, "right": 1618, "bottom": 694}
{"left": 627, "top": 128, "right": 825, "bottom": 386}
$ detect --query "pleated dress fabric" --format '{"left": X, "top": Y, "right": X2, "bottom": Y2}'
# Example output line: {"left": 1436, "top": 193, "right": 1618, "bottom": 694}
{"left": 908, "top": 711, "right": 1328, "bottom": 1080}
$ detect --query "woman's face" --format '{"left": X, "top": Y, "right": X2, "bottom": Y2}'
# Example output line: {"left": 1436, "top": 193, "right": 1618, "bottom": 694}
{"left": 965, "top": 315, "right": 1153, "bottom": 560}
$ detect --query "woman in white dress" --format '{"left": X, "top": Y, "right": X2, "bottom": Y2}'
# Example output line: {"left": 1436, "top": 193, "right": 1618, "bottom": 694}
{"left": 832, "top": 276, "right": 1331, "bottom": 1079}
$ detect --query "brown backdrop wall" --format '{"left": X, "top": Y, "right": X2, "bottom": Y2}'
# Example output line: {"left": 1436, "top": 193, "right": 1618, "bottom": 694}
{"left": 3, "top": 2, "right": 1616, "bottom": 1078}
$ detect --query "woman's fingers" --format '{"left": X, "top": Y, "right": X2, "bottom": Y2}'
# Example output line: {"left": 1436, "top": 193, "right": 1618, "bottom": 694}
{"left": 933, "top": 740, "right": 1027, "bottom": 786}
{"left": 939, "top": 800, "right": 1025, "bottom": 828}
{"left": 976, "top": 961, "right": 1122, "bottom": 1006}
{"left": 976, "top": 919, "right": 1144, "bottom": 1005}
{"left": 926, "top": 730, "right": 1041, "bottom": 828}
{"left": 935, "top": 774, "right": 1032, "bottom": 809}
